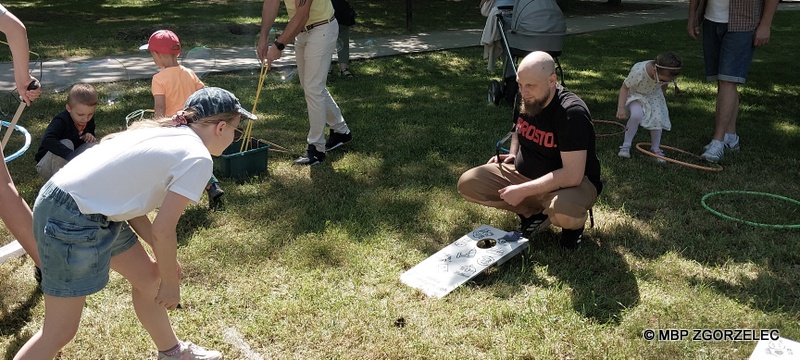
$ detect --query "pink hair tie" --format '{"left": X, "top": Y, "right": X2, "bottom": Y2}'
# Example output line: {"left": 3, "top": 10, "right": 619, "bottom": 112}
{"left": 655, "top": 64, "right": 682, "bottom": 71}
{"left": 172, "top": 111, "right": 189, "bottom": 126}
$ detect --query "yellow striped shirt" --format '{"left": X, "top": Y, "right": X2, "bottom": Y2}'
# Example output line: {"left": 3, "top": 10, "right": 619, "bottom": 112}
{"left": 285, "top": 0, "right": 334, "bottom": 26}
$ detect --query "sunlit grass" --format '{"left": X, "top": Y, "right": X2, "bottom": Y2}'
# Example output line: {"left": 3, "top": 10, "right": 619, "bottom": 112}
{"left": 2, "top": 9, "right": 800, "bottom": 360}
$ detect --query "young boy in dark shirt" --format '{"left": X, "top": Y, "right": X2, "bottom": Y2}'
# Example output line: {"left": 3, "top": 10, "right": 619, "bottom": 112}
{"left": 34, "top": 83, "right": 98, "bottom": 180}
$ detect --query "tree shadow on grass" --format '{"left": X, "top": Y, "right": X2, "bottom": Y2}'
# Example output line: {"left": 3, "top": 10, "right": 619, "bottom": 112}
{"left": 0, "top": 287, "right": 41, "bottom": 360}
{"left": 175, "top": 205, "right": 214, "bottom": 248}
{"left": 565, "top": 16, "right": 800, "bottom": 317}
{"left": 540, "top": 238, "right": 640, "bottom": 325}
{"left": 687, "top": 271, "right": 800, "bottom": 315}
{"left": 470, "top": 229, "right": 640, "bottom": 325}
{"left": 207, "top": 49, "right": 645, "bottom": 324}
{"left": 204, "top": 138, "right": 482, "bottom": 275}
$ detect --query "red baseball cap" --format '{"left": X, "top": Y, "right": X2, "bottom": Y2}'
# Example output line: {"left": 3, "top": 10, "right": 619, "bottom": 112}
{"left": 139, "top": 29, "right": 181, "bottom": 55}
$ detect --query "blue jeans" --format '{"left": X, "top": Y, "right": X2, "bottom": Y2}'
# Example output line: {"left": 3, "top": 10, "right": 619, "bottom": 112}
{"left": 703, "top": 20, "right": 755, "bottom": 84}
{"left": 33, "top": 181, "right": 138, "bottom": 297}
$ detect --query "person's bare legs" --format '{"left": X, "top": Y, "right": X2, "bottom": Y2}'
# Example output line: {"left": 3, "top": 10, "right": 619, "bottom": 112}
{"left": 15, "top": 242, "right": 180, "bottom": 359}
{"left": 0, "top": 146, "right": 41, "bottom": 266}
{"left": 110, "top": 242, "right": 180, "bottom": 351}
{"left": 551, "top": 213, "right": 588, "bottom": 230}
{"left": 14, "top": 295, "right": 85, "bottom": 359}
{"left": 713, "top": 80, "right": 739, "bottom": 141}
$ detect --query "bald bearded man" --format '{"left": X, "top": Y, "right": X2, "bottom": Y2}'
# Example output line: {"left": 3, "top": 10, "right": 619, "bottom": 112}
{"left": 458, "top": 51, "right": 602, "bottom": 249}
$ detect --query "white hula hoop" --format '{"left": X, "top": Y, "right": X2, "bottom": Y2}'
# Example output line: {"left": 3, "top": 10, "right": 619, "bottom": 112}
{"left": 2, "top": 120, "right": 31, "bottom": 163}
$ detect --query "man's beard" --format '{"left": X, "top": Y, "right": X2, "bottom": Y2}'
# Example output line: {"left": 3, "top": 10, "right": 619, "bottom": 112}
{"left": 519, "top": 95, "right": 549, "bottom": 116}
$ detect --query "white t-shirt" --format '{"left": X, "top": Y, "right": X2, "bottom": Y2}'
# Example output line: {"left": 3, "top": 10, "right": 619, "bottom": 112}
{"left": 704, "top": 0, "right": 730, "bottom": 23}
{"left": 52, "top": 126, "right": 212, "bottom": 222}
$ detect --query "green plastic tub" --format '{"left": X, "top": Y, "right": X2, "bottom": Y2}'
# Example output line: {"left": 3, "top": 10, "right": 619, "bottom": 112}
{"left": 213, "top": 137, "right": 270, "bottom": 181}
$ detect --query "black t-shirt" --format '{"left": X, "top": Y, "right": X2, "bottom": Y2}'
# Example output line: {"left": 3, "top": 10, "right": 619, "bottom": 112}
{"left": 513, "top": 85, "right": 603, "bottom": 194}
{"left": 332, "top": 0, "right": 356, "bottom": 26}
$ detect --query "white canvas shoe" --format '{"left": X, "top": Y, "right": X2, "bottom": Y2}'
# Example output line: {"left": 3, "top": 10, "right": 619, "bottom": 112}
{"left": 158, "top": 342, "right": 222, "bottom": 360}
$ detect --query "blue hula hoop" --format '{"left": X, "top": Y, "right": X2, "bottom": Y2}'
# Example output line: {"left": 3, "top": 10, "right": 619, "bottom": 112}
{"left": 2, "top": 120, "right": 31, "bottom": 163}
{"left": 701, "top": 190, "right": 800, "bottom": 229}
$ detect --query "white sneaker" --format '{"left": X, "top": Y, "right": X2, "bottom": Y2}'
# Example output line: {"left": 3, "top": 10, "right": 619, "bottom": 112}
{"left": 618, "top": 146, "right": 631, "bottom": 158}
{"left": 703, "top": 134, "right": 740, "bottom": 152}
{"left": 723, "top": 134, "right": 741, "bottom": 151}
{"left": 701, "top": 140, "right": 725, "bottom": 163}
{"left": 158, "top": 342, "right": 222, "bottom": 360}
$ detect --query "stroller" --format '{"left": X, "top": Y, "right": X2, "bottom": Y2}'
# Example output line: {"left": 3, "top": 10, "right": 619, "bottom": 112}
{"left": 487, "top": 0, "right": 566, "bottom": 105}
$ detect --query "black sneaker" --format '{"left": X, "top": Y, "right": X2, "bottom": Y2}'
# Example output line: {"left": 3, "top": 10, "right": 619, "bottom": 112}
{"left": 207, "top": 182, "right": 224, "bottom": 209}
{"left": 560, "top": 227, "right": 584, "bottom": 249}
{"left": 518, "top": 212, "right": 550, "bottom": 238}
{"left": 293, "top": 144, "right": 325, "bottom": 166}
{"left": 34, "top": 266, "right": 42, "bottom": 284}
{"left": 324, "top": 130, "right": 352, "bottom": 152}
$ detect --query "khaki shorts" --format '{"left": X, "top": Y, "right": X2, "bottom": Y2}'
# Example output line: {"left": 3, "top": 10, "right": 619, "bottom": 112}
{"left": 457, "top": 162, "right": 598, "bottom": 229}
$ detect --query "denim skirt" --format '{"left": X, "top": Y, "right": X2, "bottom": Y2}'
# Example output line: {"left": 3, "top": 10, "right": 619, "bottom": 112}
{"left": 33, "top": 181, "right": 138, "bottom": 297}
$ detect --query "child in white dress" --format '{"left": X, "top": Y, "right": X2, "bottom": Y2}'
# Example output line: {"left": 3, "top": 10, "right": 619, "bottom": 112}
{"left": 616, "top": 52, "right": 682, "bottom": 161}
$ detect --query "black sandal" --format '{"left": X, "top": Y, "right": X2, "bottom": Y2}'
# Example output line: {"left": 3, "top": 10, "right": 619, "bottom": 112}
{"left": 340, "top": 69, "right": 354, "bottom": 78}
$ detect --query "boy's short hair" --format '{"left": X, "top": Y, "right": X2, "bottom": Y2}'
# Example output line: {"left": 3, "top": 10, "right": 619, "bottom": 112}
{"left": 139, "top": 29, "right": 181, "bottom": 55}
{"left": 67, "top": 83, "right": 98, "bottom": 107}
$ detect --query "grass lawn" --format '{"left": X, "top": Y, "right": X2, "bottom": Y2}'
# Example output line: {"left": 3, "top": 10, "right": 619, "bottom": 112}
{"left": 2, "top": 7, "right": 800, "bottom": 360}
{"left": 0, "top": 0, "right": 666, "bottom": 59}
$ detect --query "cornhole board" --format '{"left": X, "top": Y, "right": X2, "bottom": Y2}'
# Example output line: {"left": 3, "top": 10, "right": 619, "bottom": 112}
{"left": 0, "top": 240, "right": 25, "bottom": 264}
{"left": 400, "top": 224, "right": 529, "bottom": 298}
{"left": 750, "top": 337, "right": 799, "bottom": 359}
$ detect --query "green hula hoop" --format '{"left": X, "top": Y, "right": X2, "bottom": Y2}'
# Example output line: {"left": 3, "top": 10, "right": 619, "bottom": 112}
{"left": 701, "top": 190, "right": 800, "bottom": 229}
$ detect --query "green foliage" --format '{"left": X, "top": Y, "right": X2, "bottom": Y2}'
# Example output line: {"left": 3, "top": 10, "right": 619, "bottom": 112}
{"left": 2, "top": 9, "right": 800, "bottom": 360}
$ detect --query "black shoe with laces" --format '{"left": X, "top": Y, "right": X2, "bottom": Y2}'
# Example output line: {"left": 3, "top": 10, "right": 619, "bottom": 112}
{"left": 324, "top": 130, "right": 352, "bottom": 152}
{"left": 518, "top": 212, "right": 550, "bottom": 238}
{"left": 293, "top": 144, "right": 325, "bottom": 166}
{"left": 560, "top": 227, "right": 584, "bottom": 249}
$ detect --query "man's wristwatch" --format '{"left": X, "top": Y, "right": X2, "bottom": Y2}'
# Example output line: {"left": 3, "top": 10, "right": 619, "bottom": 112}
{"left": 273, "top": 41, "right": 285, "bottom": 51}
